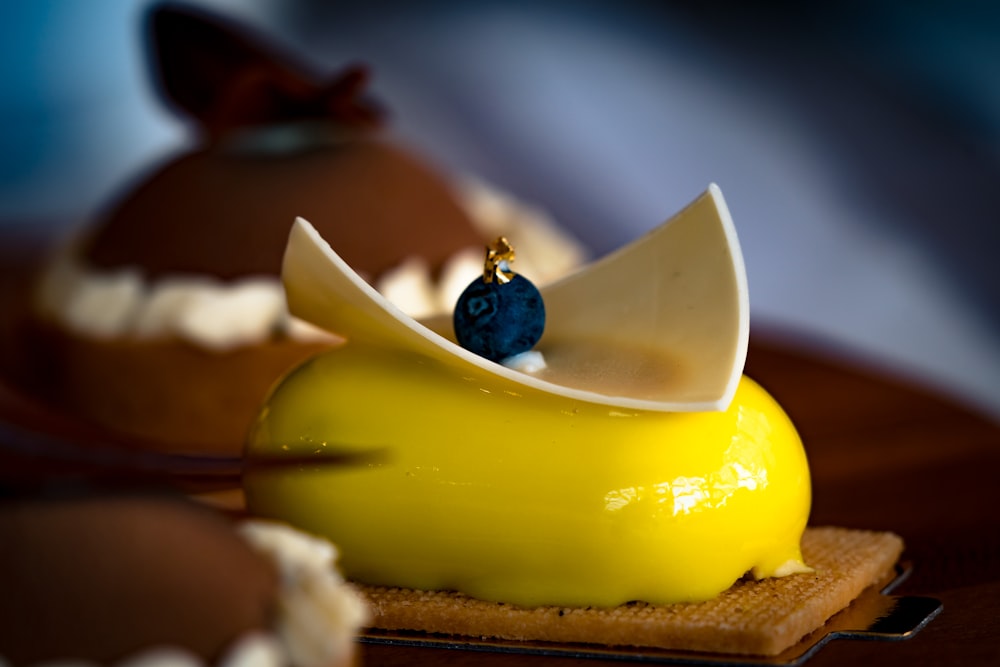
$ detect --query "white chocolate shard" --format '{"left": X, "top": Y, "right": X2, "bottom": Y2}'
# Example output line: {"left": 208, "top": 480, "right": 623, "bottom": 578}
{"left": 283, "top": 184, "right": 748, "bottom": 412}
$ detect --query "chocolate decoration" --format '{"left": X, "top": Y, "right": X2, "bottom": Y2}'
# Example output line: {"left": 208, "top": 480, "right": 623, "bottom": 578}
{"left": 149, "top": 4, "right": 383, "bottom": 138}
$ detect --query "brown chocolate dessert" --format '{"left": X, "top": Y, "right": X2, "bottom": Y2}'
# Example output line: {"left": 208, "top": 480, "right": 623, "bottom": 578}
{"left": 21, "top": 4, "right": 483, "bottom": 455}
{"left": 0, "top": 491, "right": 279, "bottom": 665}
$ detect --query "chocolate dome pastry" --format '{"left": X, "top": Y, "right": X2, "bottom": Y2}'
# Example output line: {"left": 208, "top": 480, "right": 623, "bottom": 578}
{"left": 22, "top": 3, "right": 493, "bottom": 456}
{"left": 0, "top": 484, "right": 365, "bottom": 667}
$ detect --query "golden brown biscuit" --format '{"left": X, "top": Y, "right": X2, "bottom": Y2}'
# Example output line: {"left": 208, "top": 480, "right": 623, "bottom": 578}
{"left": 359, "top": 527, "right": 904, "bottom": 656}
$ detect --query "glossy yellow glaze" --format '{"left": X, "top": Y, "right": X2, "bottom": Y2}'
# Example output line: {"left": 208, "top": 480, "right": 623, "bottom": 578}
{"left": 244, "top": 344, "right": 811, "bottom": 607}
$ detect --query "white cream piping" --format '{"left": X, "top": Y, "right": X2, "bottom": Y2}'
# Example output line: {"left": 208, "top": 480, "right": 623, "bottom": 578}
{"left": 35, "top": 180, "right": 586, "bottom": 352}
{"left": 237, "top": 521, "right": 369, "bottom": 667}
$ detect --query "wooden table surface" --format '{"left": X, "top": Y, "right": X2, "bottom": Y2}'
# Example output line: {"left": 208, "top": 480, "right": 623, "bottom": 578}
{"left": 2, "top": 235, "right": 998, "bottom": 666}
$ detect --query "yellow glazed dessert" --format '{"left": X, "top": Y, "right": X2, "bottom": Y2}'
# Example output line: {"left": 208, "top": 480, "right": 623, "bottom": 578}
{"left": 244, "top": 185, "right": 812, "bottom": 607}
{"left": 246, "top": 346, "right": 809, "bottom": 607}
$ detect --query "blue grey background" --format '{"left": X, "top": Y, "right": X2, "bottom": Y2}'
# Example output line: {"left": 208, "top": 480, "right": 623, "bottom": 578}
{"left": 2, "top": 0, "right": 998, "bottom": 419}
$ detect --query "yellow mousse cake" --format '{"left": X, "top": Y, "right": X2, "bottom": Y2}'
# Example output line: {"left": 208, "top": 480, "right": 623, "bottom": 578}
{"left": 241, "top": 186, "right": 904, "bottom": 656}
{"left": 245, "top": 345, "right": 811, "bottom": 608}
{"left": 243, "top": 185, "right": 813, "bottom": 607}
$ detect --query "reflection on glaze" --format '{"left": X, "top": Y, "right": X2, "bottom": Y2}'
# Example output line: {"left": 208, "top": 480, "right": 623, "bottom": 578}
{"left": 244, "top": 344, "right": 811, "bottom": 608}
{"left": 604, "top": 459, "right": 766, "bottom": 518}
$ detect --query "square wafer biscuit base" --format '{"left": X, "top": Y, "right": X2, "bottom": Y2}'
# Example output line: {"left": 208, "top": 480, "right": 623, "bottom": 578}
{"left": 358, "top": 526, "right": 904, "bottom": 656}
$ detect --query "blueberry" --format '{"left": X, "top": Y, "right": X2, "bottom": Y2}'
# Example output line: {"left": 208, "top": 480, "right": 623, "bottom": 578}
{"left": 453, "top": 274, "right": 545, "bottom": 362}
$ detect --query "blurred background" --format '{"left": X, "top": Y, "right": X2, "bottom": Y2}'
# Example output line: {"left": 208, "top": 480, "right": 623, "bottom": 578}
{"left": 1, "top": 0, "right": 998, "bottom": 419}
